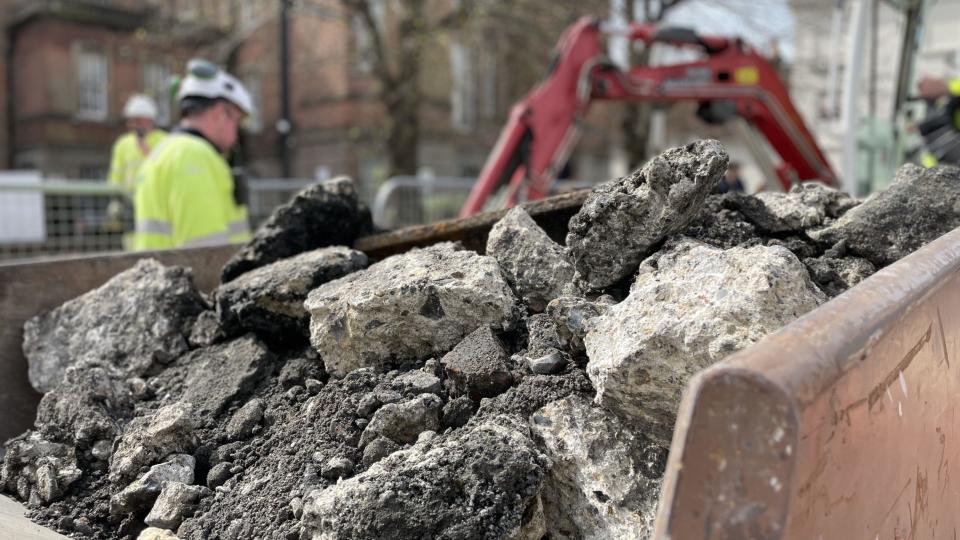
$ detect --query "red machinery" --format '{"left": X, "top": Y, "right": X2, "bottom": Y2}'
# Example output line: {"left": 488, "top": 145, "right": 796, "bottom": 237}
{"left": 459, "top": 17, "right": 837, "bottom": 217}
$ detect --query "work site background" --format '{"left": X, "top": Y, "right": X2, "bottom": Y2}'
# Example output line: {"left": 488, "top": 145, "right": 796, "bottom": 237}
{"left": 0, "top": 0, "right": 957, "bottom": 261}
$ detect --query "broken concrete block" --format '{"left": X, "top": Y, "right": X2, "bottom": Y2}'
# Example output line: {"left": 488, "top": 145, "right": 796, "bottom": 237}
{"left": 361, "top": 437, "right": 401, "bottom": 468}
{"left": 486, "top": 206, "right": 577, "bottom": 311}
{"left": 1, "top": 433, "right": 81, "bottom": 504}
{"left": 23, "top": 259, "right": 206, "bottom": 392}
{"left": 206, "top": 462, "right": 232, "bottom": 489}
{"left": 586, "top": 239, "right": 825, "bottom": 444}
{"left": 525, "top": 314, "right": 564, "bottom": 355}
{"left": 305, "top": 243, "right": 518, "bottom": 376}
{"left": 188, "top": 310, "right": 227, "bottom": 348}
{"left": 137, "top": 527, "right": 180, "bottom": 540}
{"left": 566, "top": 140, "right": 728, "bottom": 289}
{"left": 226, "top": 399, "right": 264, "bottom": 441}
{"left": 303, "top": 416, "right": 550, "bottom": 539}
{"left": 524, "top": 314, "right": 570, "bottom": 374}
{"left": 804, "top": 255, "right": 876, "bottom": 297}
{"left": 109, "top": 403, "right": 197, "bottom": 486}
{"left": 320, "top": 457, "right": 354, "bottom": 481}
{"left": 527, "top": 351, "right": 567, "bottom": 375}
{"left": 441, "top": 396, "right": 476, "bottom": 430}
{"left": 34, "top": 363, "right": 135, "bottom": 446}
{"left": 176, "top": 336, "right": 274, "bottom": 418}
{"left": 392, "top": 370, "right": 442, "bottom": 395}
{"left": 545, "top": 295, "right": 615, "bottom": 354}
{"left": 359, "top": 393, "right": 442, "bottom": 446}
{"left": 530, "top": 395, "right": 665, "bottom": 540}
{"left": 215, "top": 246, "right": 368, "bottom": 340}
{"left": 221, "top": 177, "right": 373, "bottom": 282}
{"left": 683, "top": 194, "right": 759, "bottom": 249}
{"left": 144, "top": 481, "right": 206, "bottom": 530}
{"left": 810, "top": 164, "right": 960, "bottom": 267}
{"left": 111, "top": 454, "right": 195, "bottom": 516}
{"left": 441, "top": 326, "right": 514, "bottom": 400}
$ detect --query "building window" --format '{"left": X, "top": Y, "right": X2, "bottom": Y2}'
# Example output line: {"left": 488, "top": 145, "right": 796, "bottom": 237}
{"left": 243, "top": 75, "right": 262, "bottom": 133}
{"left": 75, "top": 45, "right": 108, "bottom": 121}
{"left": 238, "top": 0, "right": 259, "bottom": 32}
{"left": 449, "top": 41, "right": 476, "bottom": 132}
{"left": 479, "top": 46, "right": 496, "bottom": 119}
{"left": 143, "top": 62, "right": 171, "bottom": 126}
{"left": 351, "top": 0, "right": 385, "bottom": 74}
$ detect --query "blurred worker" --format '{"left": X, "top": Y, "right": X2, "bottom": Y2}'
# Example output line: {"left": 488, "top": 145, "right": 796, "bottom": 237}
{"left": 133, "top": 59, "right": 252, "bottom": 250}
{"left": 916, "top": 75, "right": 960, "bottom": 167}
{"left": 109, "top": 94, "right": 166, "bottom": 195}
{"left": 716, "top": 161, "right": 745, "bottom": 194}
{"left": 105, "top": 95, "right": 166, "bottom": 243}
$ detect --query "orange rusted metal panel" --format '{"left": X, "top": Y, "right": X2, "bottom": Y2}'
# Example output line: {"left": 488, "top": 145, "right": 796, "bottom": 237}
{"left": 354, "top": 189, "right": 589, "bottom": 258}
{"left": 657, "top": 226, "right": 960, "bottom": 539}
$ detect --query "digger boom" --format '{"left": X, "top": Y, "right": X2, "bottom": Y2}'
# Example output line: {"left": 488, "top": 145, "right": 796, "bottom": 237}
{"left": 460, "top": 17, "right": 836, "bottom": 217}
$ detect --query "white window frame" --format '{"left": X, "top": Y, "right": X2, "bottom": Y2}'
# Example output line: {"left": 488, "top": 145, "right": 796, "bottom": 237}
{"left": 143, "top": 61, "right": 171, "bottom": 126}
{"left": 74, "top": 44, "right": 109, "bottom": 122}
{"left": 449, "top": 41, "right": 477, "bottom": 132}
{"left": 243, "top": 74, "right": 263, "bottom": 133}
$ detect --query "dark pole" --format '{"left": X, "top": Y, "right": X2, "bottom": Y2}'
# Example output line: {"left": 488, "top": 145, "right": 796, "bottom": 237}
{"left": 278, "top": 0, "right": 292, "bottom": 177}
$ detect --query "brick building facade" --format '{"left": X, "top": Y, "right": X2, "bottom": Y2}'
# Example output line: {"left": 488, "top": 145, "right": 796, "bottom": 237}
{"left": 0, "top": 0, "right": 620, "bottom": 197}
{"left": 1, "top": 0, "right": 235, "bottom": 178}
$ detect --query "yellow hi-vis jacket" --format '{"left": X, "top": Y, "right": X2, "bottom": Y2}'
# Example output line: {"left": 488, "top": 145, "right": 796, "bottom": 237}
{"left": 133, "top": 131, "right": 251, "bottom": 251}
{"left": 922, "top": 78, "right": 960, "bottom": 167}
{"left": 108, "top": 130, "right": 167, "bottom": 196}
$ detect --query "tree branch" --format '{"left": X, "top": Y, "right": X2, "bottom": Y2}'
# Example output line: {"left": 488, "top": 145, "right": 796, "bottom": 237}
{"left": 342, "top": 0, "right": 395, "bottom": 86}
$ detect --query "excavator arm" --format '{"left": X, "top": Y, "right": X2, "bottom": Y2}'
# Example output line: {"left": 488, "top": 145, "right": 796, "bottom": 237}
{"left": 459, "top": 17, "right": 836, "bottom": 217}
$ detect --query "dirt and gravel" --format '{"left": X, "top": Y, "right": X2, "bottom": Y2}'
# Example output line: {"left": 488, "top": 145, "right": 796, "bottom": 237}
{"left": 4, "top": 141, "right": 959, "bottom": 539}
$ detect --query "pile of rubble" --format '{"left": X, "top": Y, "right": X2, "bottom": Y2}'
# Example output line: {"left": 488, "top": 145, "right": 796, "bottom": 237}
{"left": 4, "top": 141, "right": 960, "bottom": 540}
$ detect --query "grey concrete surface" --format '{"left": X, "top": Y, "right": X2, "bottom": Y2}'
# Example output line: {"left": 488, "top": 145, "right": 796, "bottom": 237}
{"left": 0, "top": 495, "right": 68, "bottom": 539}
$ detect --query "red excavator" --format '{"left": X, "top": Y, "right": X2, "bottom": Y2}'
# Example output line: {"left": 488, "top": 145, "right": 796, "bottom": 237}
{"left": 460, "top": 17, "right": 837, "bottom": 217}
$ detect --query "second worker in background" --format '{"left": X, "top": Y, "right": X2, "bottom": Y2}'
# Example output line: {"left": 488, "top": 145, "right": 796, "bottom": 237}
{"left": 133, "top": 59, "right": 253, "bottom": 250}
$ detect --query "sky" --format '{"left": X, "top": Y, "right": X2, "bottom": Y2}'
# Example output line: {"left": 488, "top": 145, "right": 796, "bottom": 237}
{"left": 609, "top": 0, "right": 797, "bottom": 66}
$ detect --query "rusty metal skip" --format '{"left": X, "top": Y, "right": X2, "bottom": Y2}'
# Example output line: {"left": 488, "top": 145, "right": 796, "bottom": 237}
{"left": 656, "top": 223, "right": 960, "bottom": 538}
{"left": 2, "top": 192, "right": 960, "bottom": 538}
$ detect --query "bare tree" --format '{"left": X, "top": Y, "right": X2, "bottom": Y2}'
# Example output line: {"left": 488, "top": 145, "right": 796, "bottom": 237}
{"left": 621, "top": 0, "right": 685, "bottom": 169}
{"left": 342, "top": 0, "right": 481, "bottom": 177}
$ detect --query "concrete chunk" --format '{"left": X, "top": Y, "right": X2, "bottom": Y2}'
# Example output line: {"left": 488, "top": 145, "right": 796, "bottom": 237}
{"left": 810, "top": 164, "right": 960, "bottom": 267}
{"left": 487, "top": 206, "right": 576, "bottom": 311}
{"left": 441, "top": 326, "right": 514, "bottom": 400}
{"left": 359, "top": 393, "right": 442, "bottom": 446}
{"left": 23, "top": 259, "right": 205, "bottom": 392}
{"left": 1, "top": 433, "right": 81, "bottom": 504}
{"left": 530, "top": 396, "right": 665, "bottom": 539}
{"left": 109, "top": 403, "right": 197, "bottom": 486}
{"left": 566, "top": 140, "right": 728, "bottom": 289}
{"left": 144, "top": 481, "right": 206, "bottom": 530}
{"left": 215, "top": 246, "right": 368, "bottom": 340}
{"left": 586, "top": 239, "right": 825, "bottom": 444}
{"left": 303, "top": 416, "right": 549, "bottom": 539}
{"left": 221, "top": 177, "right": 373, "bottom": 282}
{"left": 803, "top": 255, "right": 876, "bottom": 297}
{"left": 305, "top": 243, "right": 518, "bottom": 376}
{"left": 110, "top": 454, "right": 195, "bottom": 516}
{"left": 225, "top": 399, "right": 265, "bottom": 441}
{"left": 177, "top": 336, "right": 273, "bottom": 418}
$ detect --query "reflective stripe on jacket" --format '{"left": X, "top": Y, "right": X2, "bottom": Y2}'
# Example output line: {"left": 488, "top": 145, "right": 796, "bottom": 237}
{"left": 133, "top": 132, "right": 250, "bottom": 251}
{"left": 108, "top": 130, "right": 167, "bottom": 196}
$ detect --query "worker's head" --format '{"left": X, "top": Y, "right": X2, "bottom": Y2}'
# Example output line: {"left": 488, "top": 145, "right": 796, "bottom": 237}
{"left": 176, "top": 59, "right": 254, "bottom": 152}
{"left": 123, "top": 94, "right": 158, "bottom": 133}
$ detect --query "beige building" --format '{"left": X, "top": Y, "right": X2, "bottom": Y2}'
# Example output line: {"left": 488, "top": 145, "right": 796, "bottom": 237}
{"left": 789, "top": 0, "right": 960, "bottom": 192}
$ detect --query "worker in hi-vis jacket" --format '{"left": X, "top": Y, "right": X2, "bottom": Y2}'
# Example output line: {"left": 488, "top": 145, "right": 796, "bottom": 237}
{"left": 133, "top": 59, "right": 253, "bottom": 251}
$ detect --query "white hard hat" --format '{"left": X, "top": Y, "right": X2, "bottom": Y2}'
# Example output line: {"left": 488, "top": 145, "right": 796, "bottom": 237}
{"left": 177, "top": 59, "right": 255, "bottom": 116}
{"left": 123, "top": 94, "right": 158, "bottom": 120}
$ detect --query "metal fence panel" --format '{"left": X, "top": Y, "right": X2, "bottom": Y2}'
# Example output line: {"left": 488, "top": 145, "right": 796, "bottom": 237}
{"left": 0, "top": 177, "right": 320, "bottom": 262}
